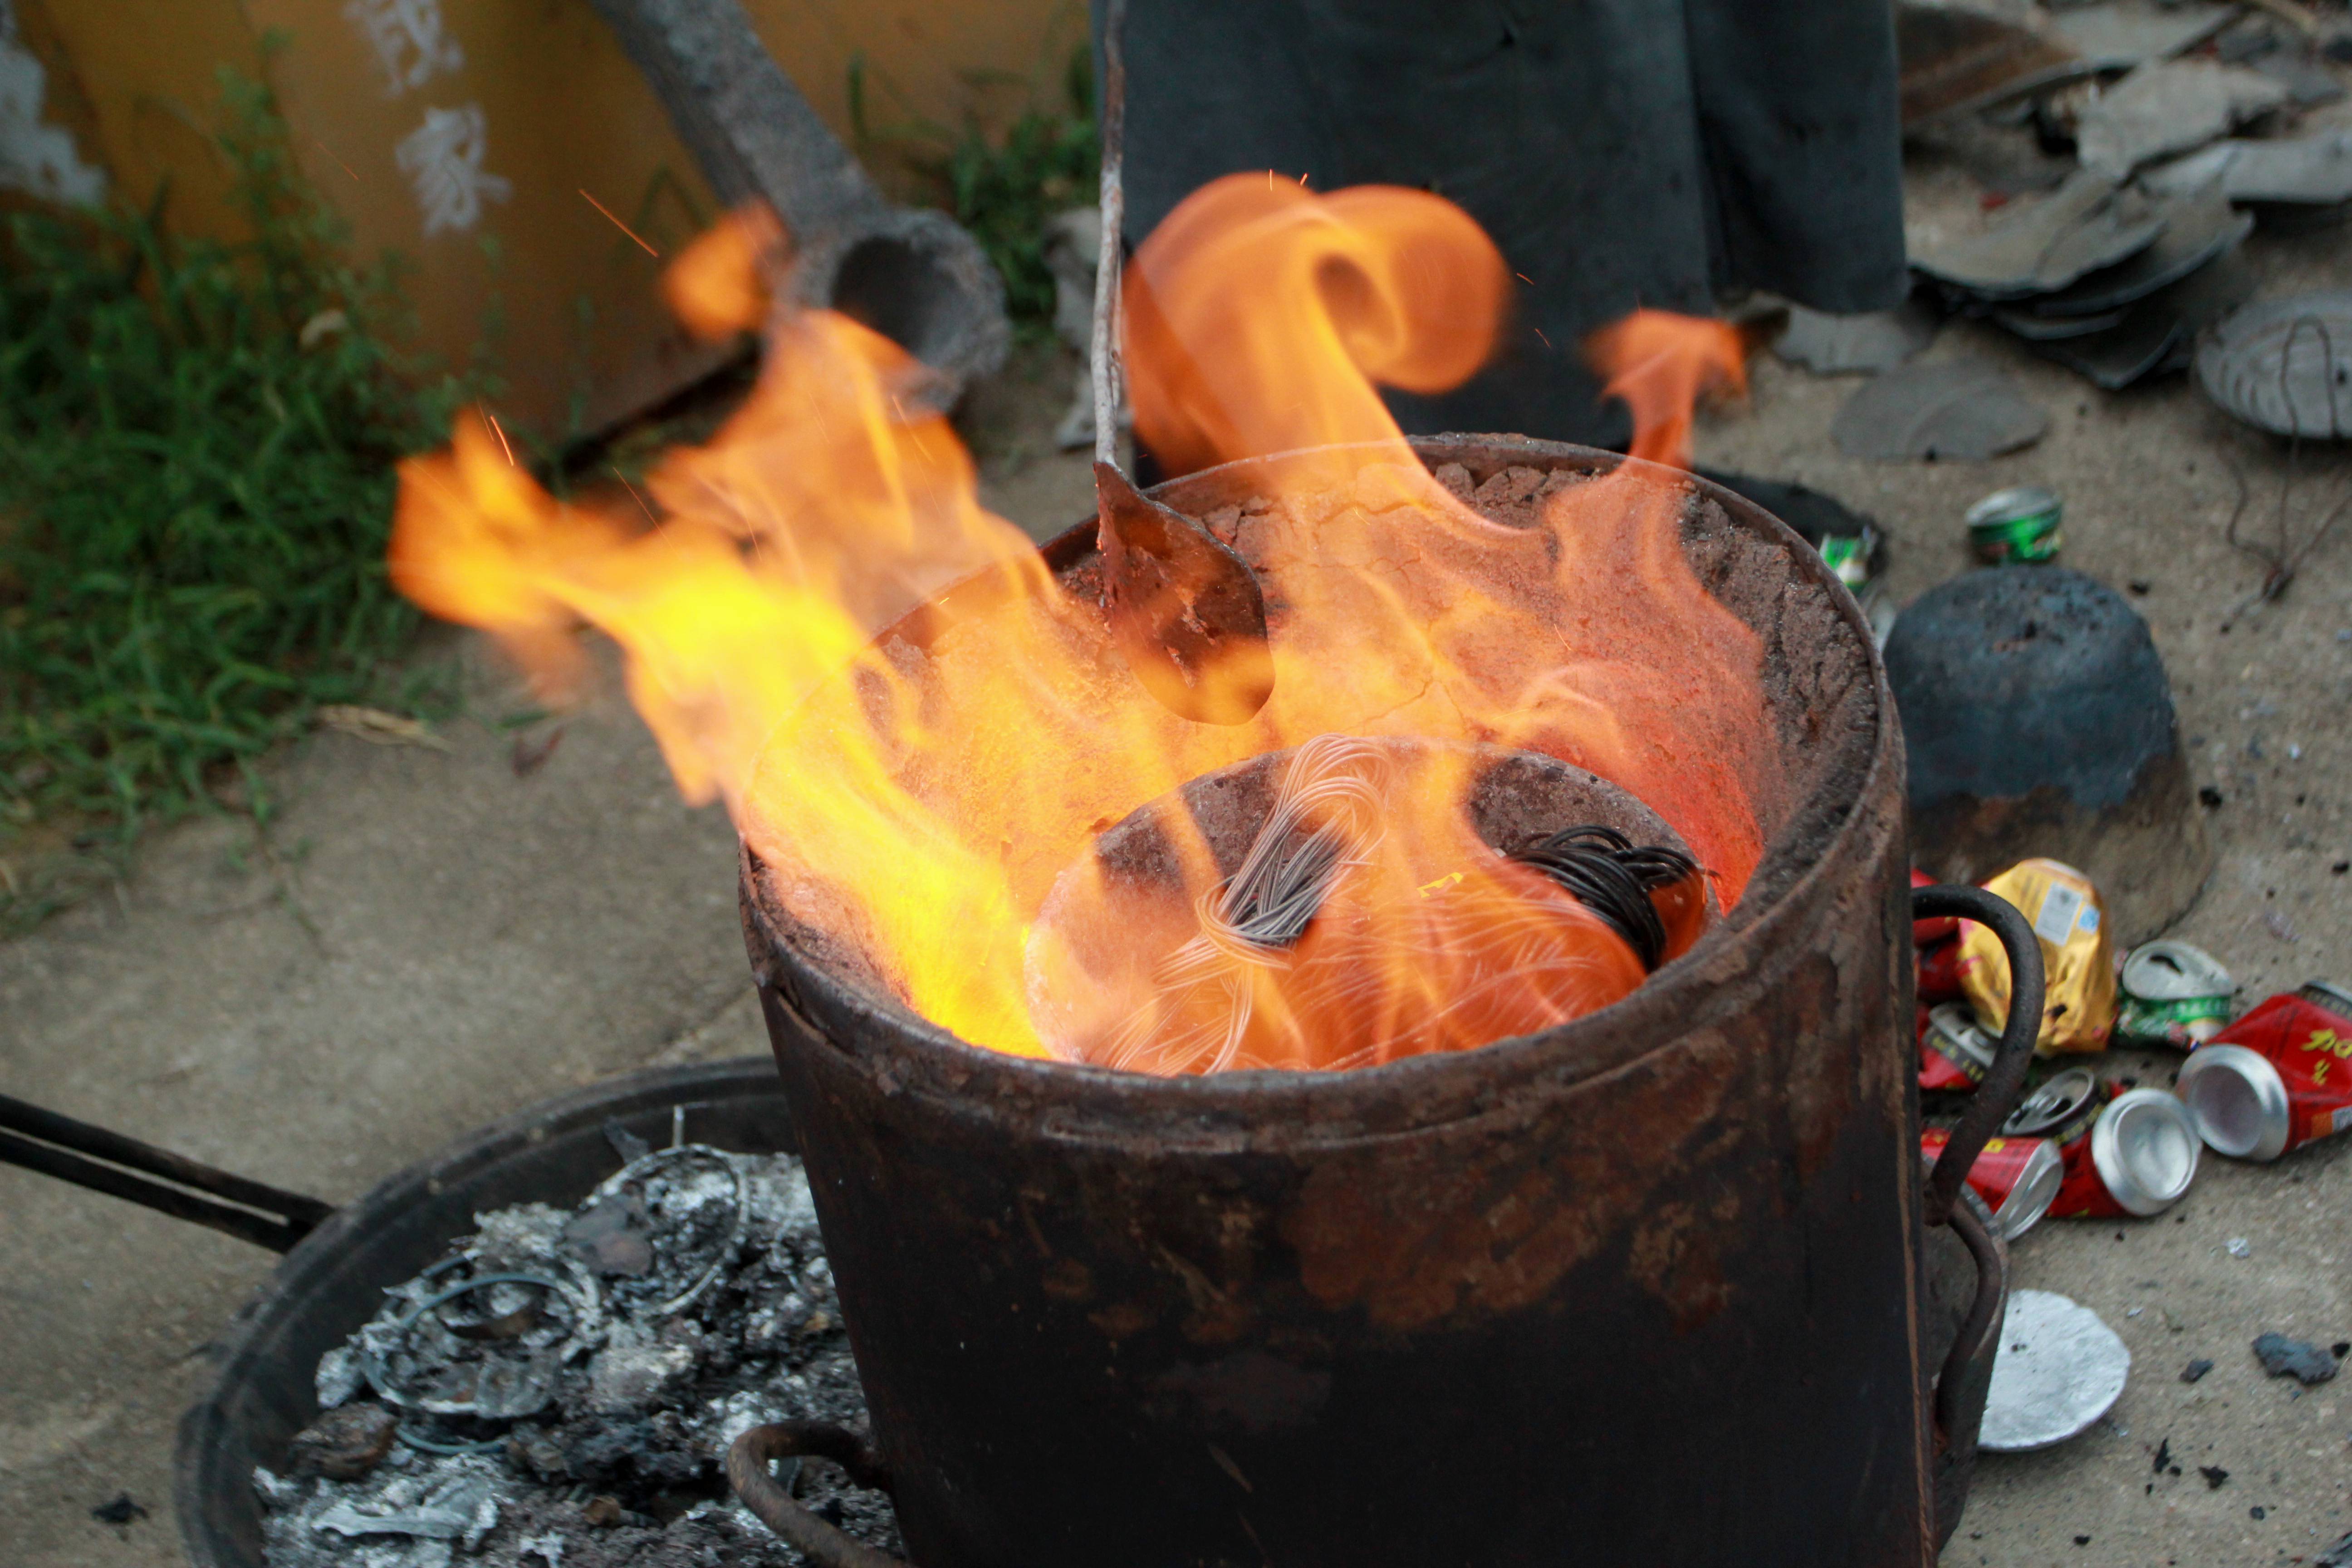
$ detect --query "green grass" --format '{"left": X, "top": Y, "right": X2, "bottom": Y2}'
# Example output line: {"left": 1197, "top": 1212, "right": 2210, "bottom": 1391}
{"left": 853, "top": 47, "right": 1099, "bottom": 336}
{"left": 0, "top": 66, "right": 484, "bottom": 879}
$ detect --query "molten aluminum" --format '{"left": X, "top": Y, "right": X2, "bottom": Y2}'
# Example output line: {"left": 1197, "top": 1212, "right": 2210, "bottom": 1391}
{"left": 388, "top": 177, "right": 1754, "bottom": 1070}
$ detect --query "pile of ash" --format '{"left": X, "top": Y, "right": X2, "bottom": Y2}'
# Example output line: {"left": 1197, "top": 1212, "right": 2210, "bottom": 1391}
{"left": 256, "top": 1131, "right": 899, "bottom": 1568}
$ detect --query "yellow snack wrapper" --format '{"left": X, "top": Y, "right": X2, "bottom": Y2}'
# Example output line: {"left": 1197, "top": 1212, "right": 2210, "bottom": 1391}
{"left": 1958, "top": 858, "right": 2117, "bottom": 1055}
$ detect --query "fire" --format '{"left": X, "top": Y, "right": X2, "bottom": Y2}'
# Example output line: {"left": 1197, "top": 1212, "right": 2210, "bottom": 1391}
{"left": 389, "top": 176, "right": 1769, "bottom": 1068}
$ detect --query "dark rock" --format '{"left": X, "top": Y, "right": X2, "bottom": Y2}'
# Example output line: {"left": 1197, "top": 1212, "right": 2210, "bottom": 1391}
{"left": 2201, "top": 1465, "right": 2230, "bottom": 1488}
{"left": 2182, "top": 1357, "right": 2215, "bottom": 1382}
{"left": 89, "top": 1494, "right": 146, "bottom": 1525}
{"left": 2153, "top": 1437, "right": 2171, "bottom": 1472}
{"left": 2254, "top": 1332, "right": 2340, "bottom": 1384}
{"left": 288, "top": 1402, "right": 398, "bottom": 1481}
{"left": 1886, "top": 568, "right": 2211, "bottom": 943}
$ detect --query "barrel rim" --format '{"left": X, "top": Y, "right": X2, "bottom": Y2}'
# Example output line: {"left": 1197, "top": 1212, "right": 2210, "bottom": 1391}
{"left": 744, "top": 435, "right": 1901, "bottom": 1136}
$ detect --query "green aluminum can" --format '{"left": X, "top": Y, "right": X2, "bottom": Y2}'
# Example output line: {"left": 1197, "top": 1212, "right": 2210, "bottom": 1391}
{"left": 1966, "top": 485, "right": 2063, "bottom": 564}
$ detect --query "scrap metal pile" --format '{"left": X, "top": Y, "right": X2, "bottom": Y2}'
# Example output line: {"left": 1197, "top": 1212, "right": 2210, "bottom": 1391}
{"left": 1911, "top": 857, "right": 2352, "bottom": 1246}
{"left": 254, "top": 1137, "right": 893, "bottom": 1568}
{"left": 1802, "top": 0, "right": 2352, "bottom": 452}
{"left": 1901, "top": 1, "right": 2352, "bottom": 394}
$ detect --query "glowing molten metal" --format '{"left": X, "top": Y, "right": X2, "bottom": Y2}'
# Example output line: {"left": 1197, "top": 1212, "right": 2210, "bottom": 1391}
{"left": 390, "top": 176, "right": 1761, "bottom": 1068}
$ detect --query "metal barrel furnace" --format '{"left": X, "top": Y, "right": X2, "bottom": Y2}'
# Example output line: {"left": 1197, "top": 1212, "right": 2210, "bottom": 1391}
{"left": 740, "top": 437, "right": 1982, "bottom": 1567}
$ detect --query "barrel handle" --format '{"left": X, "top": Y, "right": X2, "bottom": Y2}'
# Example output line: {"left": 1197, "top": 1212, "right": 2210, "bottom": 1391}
{"left": 726, "top": 1421, "right": 912, "bottom": 1568}
{"left": 1911, "top": 882, "right": 2038, "bottom": 1531}
{"left": 1911, "top": 884, "right": 2043, "bottom": 1228}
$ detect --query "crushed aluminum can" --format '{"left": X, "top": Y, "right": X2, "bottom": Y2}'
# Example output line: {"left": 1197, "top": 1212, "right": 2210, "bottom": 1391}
{"left": 1920, "top": 1001, "right": 1999, "bottom": 1091}
{"left": 2042, "top": 1085, "right": 2201, "bottom": 1219}
{"left": 2116, "top": 940, "right": 2236, "bottom": 1047}
{"left": 1919, "top": 937, "right": 1967, "bottom": 1003}
{"left": 2176, "top": 982, "right": 2352, "bottom": 1161}
{"left": 1966, "top": 484, "right": 2064, "bottom": 564}
{"left": 1959, "top": 859, "right": 2117, "bottom": 1055}
{"left": 1911, "top": 867, "right": 1958, "bottom": 946}
{"left": 2005, "top": 1067, "right": 2107, "bottom": 1144}
{"left": 1921, "top": 1127, "right": 2065, "bottom": 1239}
{"left": 1817, "top": 529, "right": 1876, "bottom": 589}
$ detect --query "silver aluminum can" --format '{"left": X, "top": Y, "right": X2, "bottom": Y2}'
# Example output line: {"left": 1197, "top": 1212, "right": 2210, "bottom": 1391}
{"left": 2004, "top": 1067, "right": 2103, "bottom": 1144}
{"left": 1994, "top": 1136, "right": 2066, "bottom": 1240}
{"left": 1924, "top": 1002, "right": 1998, "bottom": 1083}
{"left": 2089, "top": 1088, "right": 2201, "bottom": 1214}
{"left": 2298, "top": 980, "right": 2352, "bottom": 1015}
{"left": 2176, "top": 1043, "right": 2292, "bottom": 1162}
{"left": 2118, "top": 941, "right": 2235, "bottom": 1045}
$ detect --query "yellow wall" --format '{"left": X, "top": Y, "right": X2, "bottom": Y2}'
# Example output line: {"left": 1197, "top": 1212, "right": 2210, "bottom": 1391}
{"left": 26, "top": 0, "right": 1084, "bottom": 436}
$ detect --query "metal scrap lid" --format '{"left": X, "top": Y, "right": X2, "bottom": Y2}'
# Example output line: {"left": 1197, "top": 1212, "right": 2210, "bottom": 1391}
{"left": 2122, "top": 941, "right": 2234, "bottom": 1004}
{"left": 2004, "top": 1067, "right": 2104, "bottom": 1142}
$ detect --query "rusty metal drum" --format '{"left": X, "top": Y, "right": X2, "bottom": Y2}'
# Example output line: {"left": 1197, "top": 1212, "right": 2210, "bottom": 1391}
{"left": 740, "top": 437, "right": 1969, "bottom": 1568}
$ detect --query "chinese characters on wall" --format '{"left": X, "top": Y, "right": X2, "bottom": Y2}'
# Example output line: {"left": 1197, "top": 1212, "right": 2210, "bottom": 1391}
{"left": 345, "top": 0, "right": 508, "bottom": 237}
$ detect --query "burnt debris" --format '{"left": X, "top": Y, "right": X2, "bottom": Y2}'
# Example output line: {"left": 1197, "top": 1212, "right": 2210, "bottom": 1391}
{"left": 257, "top": 1144, "right": 896, "bottom": 1568}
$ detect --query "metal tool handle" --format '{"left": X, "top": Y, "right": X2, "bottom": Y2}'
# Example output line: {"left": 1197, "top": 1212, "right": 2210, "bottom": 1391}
{"left": 726, "top": 1421, "right": 910, "bottom": 1568}
{"left": 0, "top": 1093, "right": 334, "bottom": 1253}
{"left": 1911, "top": 884, "right": 2043, "bottom": 1228}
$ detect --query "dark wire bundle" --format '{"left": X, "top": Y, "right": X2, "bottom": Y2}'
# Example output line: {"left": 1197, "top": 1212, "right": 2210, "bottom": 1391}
{"left": 1504, "top": 824, "right": 1699, "bottom": 973}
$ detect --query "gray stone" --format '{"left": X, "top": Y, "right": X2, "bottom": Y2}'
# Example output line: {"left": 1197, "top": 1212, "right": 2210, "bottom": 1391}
{"left": 2252, "top": 1332, "right": 2340, "bottom": 1384}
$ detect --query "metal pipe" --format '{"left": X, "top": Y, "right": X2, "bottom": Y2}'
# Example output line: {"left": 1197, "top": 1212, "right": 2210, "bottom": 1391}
{"left": 0, "top": 1095, "right": 331, "bottom": 1252}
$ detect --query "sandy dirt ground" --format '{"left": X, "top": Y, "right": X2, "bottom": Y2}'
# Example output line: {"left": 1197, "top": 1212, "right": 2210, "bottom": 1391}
{"left": 6, "top": 157, "right": 2352, "bottom": 1568}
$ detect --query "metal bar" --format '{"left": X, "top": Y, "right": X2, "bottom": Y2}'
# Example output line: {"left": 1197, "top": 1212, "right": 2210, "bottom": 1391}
{"left": 0, "top": 1127, "right": 317, "bottom": 1253}
{"left": 0, "top": 1093, "right": 335, "bottom": 1230}
{"left": 1091, "top": 0, "right": 1127, "bottom": 473}
{"left": 727, "top": 1422, "right": 905, "bottom": 1568}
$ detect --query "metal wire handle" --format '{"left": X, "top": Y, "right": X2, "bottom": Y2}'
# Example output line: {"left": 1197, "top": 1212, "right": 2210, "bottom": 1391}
{"left": 726, "top": 1421, "right": 907, "bottom": 1568}
{"left": 1911, "top": 883, "right": 2043, "bottom": 1229}
{"left": 1911, "top": 880, "right": 2041, "bottom": 1529}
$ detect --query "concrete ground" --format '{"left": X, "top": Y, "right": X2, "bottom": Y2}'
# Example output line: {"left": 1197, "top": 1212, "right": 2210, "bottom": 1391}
{"left": 6, "top": 161, "right": 2352, "bottom": 1568}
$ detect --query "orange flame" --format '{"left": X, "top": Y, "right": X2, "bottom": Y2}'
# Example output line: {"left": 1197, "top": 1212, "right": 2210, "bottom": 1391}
{"left": 388, "top": 180, "right": 1768, "bottom": 1068}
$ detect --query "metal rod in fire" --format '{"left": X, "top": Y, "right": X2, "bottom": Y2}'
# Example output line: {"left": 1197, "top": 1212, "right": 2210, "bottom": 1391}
{"left": 1092, "top": 0, "right": 1127, "bottom": 471}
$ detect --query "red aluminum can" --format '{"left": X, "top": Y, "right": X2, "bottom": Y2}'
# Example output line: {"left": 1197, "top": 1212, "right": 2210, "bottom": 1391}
{"left": 2177, "top": 982, "right": 2352, "bottom": 1161}
{"left": 1918, "top": 1002, "right": 1996, "bottom": 1092}
{"left": 1911, "top": 868, "right": 1958, "bottom": 945}
{"left": 1921, "top": 1127, "right": 2063, "bottom": 1239}
{"left": 1917, "top": 937, "right": 1966, "bottom": 1003}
